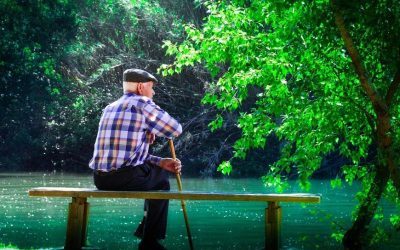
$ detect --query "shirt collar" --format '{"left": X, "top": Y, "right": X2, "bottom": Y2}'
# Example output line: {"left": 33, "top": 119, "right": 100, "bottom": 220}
{"left": 123, "top": 92, "right": 137, "bottom": 97}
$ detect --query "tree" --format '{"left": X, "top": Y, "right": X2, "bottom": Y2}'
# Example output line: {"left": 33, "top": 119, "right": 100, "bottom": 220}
{"left": 0, "top": 0, "right": 78, "bottom": 170}
{"left": 161, "top": 0, "right": 400, "bottom": 248}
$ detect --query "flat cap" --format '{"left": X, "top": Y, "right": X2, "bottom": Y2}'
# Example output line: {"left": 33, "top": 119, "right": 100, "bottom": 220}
{"left": 123, "top": 69, "right": 158, "bottom": 83}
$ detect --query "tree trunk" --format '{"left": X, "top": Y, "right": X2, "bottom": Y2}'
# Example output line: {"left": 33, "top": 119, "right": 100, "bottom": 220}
{"left": 343, "top": 114, "right": 392, "bottom": 249}
{"left": 342, "top": 162, "right": 389, "bottom": 249}
{"left": 331, "top": 1, "right": 399, "bottom": 248}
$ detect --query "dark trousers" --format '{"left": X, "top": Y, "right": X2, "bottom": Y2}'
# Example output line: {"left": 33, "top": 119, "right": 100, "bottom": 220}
{"left": 93, "top": 163, "right": 170, "bottom": 240}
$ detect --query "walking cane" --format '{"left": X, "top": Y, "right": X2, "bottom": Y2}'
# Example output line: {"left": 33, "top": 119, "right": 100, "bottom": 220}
{"left": 168, "top": 139, "right": 194, "bottom": 250}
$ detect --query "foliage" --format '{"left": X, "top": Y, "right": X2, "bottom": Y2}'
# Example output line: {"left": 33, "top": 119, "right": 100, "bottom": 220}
{"left": 0, "top": 0, "right": 78, "bottom": 170}
{"left": 161, "top": 0, "right": 400, "bottom": 247}
{"left": 0, "top": 243, "right": 19, "bottom": 249}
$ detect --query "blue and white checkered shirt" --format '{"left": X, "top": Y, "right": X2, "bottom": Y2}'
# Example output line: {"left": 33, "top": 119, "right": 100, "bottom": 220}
{"left": 89, "top": 93, "right": 182, "bottom": 172}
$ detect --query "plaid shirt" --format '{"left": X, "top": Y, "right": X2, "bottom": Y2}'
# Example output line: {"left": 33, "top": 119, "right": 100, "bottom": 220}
{"left": 89, "top": 93, "right": 182, "bottom": 172}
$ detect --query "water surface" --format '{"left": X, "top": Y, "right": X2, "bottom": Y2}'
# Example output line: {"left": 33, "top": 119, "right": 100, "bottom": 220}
{"left": 0, "top": 172, "right": 398, "bottom": 249}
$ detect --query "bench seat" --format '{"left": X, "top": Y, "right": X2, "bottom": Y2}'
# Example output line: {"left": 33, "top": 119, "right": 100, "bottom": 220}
{"left": 29, "top": 187, "right": 320, "bottom": 202}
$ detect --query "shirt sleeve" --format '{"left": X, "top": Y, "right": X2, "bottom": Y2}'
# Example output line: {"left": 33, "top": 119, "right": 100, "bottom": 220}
{"left": 142, "top": 99, "right": 183, "bottom": 138}
{"left": 146, "top": 154, "right": 162, "bottom": 166}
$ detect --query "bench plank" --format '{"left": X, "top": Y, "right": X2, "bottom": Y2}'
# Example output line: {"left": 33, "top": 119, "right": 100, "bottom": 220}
{"left": 29, "top": 187, "right": 320, "bottom": 203}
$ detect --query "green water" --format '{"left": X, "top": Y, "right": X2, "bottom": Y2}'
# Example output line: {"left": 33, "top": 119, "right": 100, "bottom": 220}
{"left": 0, "top": 173, "right": 399, "bottom": 250}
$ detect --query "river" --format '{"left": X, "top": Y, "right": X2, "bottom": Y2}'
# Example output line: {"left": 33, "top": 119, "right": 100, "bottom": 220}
{"left": 0, "top": 172, "right": 399, "bottom": 249}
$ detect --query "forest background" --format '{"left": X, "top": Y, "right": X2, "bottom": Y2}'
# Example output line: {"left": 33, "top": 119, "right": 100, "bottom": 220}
{"left": 1, "top": 0, "right": 400, "bottom": 249}
{"left": 0, "top": 0, "right": 286, "bottom": 177}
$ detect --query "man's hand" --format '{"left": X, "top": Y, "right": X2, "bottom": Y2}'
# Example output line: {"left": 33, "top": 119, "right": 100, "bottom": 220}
{"left": 159, "top": 158, "right": 181, "bottom": 174}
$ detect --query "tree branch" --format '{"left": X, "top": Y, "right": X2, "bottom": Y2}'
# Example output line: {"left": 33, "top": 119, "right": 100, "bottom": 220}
{"left": 331, "top": 0, "right": 388, "bottom": 115}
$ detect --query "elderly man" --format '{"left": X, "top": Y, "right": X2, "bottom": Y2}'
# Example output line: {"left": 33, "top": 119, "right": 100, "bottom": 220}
{"left": 89, "top": 68, "right": 182, "bottom": 250}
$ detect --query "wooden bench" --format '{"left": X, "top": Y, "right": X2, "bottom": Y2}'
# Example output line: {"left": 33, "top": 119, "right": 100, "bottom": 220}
{"left": 29, "top": 187, "right": 321, "bottom": 250}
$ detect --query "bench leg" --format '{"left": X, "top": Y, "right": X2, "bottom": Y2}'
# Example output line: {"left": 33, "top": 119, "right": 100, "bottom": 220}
{"left": 265, "top": 201, "right": 281, "bottom": 250}
{"left": 65, "top": 197, "right": 89, "bottom": 250}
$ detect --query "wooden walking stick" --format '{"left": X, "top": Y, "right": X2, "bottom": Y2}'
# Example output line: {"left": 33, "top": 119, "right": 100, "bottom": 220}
{"left": 168, "top": 139, "right": 194, "bottom": 250}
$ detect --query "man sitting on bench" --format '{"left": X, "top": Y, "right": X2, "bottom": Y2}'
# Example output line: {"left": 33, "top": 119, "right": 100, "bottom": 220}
{"left": 89, "top": 68, "right": 182, "bottom": 250}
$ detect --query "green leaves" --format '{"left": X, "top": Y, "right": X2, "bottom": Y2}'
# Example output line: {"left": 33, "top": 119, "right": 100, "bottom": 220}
{"left": 40, "top": 58, "right": 62, "bottom": 82}
{"left": 217, "top": 161, "right": 232, "bottom": 175}
{"left": 331, "top": 232, "right": 344, "bottom": 242}
{"left": 262, "top": 174, "right": 289, "bottom": 193}
{"left": 161, "top": 2, "right": 400, "bottom": 220}
{"left": 330, "top": 178, "right": 342, "bottom": 189}
{"left": 389, "top": 214, "right": 400, "bottom": 227}
{"left": 208, "top": 114, "right": 224, "bottom": 132}
{"left": 160, "top": 38, "right": 201, "bottom": 75}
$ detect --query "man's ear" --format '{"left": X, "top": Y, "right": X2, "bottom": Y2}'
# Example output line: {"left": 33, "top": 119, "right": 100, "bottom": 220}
{"left": 137, "top": 82, "right": 143, "bottom": 94}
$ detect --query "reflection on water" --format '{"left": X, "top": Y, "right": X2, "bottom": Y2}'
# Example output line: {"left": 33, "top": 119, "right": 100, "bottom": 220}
{"left": 0, "top": 172, "right": 399, "bottom": 249}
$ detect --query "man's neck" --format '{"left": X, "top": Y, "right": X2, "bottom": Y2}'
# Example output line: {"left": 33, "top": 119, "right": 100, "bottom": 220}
{"left": 123, "top": 90, "right": 138, "bottom": 95}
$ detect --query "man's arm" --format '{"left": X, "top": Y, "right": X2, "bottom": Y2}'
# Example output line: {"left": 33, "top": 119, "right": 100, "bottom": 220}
{"left": 142, "top": 100, "right": 182, "bottom": 138}
{"left": 141, "top": 99, "right": 182, "bottom": 169}
{"left": 146, "top": 154, "right": 161, "bottom": 166}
